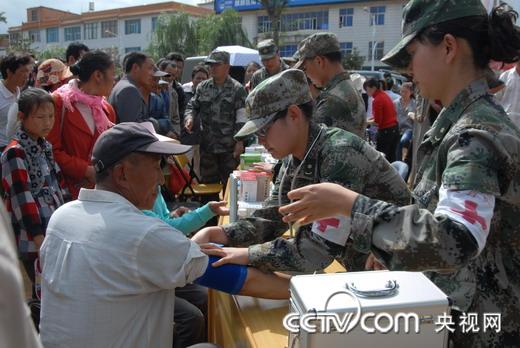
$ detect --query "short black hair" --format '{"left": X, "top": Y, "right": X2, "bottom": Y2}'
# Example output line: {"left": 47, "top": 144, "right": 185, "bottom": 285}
{"left": 365, "top": 78, "right": 380, "bottom": 90}
{"left": 159, "top": 59, "right": 176, "bottom": 71}
{"left": 0, "top": 53, "right": 33, "bottom": 79}
{"left": 166, "top": 52, "right": 184, "bottom": 62}
{"left": 18, "top": 88, "right": 54, "bottom": 117}
{"left": 298, "top": 100, "right": 314, "bottom": 120}
{"left": 69, "top": 50, "right": 113, "bottom": 82}
{"left": 192, "top": 64, "right": 209, "bottom": 78}
{"left": 123, "top": 51, "right": 149, "bottom": 73}
{"left": 65, "top": 42, "right": 89, "bottom": 62}
{"left": 322, "top": 51, "right": 342, "bottom": 63}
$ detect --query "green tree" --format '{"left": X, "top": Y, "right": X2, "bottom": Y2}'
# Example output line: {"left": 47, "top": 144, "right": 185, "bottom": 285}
{"left": 259, "top": 0, "right": 288, "bottom": 47}
{"left": 7, "top": 38, "right": 33, "bottom": 55}
{"left": 0, "top": 11, "right": 7, "bottom": 24}
{"left": 148, "top": 12, "right": 198, "bottom": 59}
{"left": 37, "top": 46, "right": 66, "bottom": 61}
{"left": 195, "top": 9, "right": 251, "bottom": 55}
{"left": 148, "top": 9, "right": 251, "bottom": 58}
{"left": 342, "top": 48, "right": 364, "bottom": 71}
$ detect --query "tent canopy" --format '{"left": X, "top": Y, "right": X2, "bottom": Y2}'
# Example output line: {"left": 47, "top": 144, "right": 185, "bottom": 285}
{"left": 215, "top": 45, "right": 261, "bottom": 66}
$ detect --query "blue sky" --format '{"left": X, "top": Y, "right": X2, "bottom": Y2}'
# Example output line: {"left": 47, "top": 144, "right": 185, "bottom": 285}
{"left": 0, "top": 0, "right": 199, "bottom": 34}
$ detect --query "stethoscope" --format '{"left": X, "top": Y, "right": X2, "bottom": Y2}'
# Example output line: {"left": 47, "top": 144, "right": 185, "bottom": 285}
{"left": 278, "top": 125, "right": 325, "bottom": 237}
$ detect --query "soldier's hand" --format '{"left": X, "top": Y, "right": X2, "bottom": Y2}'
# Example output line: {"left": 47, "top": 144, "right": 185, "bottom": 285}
{"left": 208, "top": 201, "right": 229, "bottom": 216}
{"left": 191, "top": 226, "right": 229, "bottom": 245}
{"left": 279, "top": 183, "right": 359, "bottom": 225}
{"left": 185, "top": 118, "right": 193, "bottom": 133}
{"left": 199, "top": 245, "right": 249, "bottom": 267}
{"left": 252, "top": 162, "right": 274, "bottom": 173}
{"left": 365, "top": 253, "right": 387, "bottom": 271}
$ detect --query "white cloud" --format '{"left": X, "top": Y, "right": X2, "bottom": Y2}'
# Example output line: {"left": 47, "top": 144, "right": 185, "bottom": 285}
{"left": 0, "top": 0, "right": 200, "bottom": 34}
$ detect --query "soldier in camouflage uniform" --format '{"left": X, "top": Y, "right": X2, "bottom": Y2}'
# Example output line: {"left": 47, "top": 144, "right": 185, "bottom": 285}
{"left": 192, "top": 69, "right": 410, "bottom": 273}
{"left": 184, "top": 50, "right": 247, "bottom": 185}
{"left": 279, "top": 1, "right": 520, "bottom": 346}
{"left": 249, "top": 39, "right": 289, "bottom": 90}
{"left": 294, "top": 32, "right": 367, "bottom": 137}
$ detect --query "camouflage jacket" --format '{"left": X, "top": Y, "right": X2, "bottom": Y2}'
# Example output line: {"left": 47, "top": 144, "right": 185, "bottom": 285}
{"left": 222, "top": 123, "right": 410, "bottom": 272}
{"left": 185, "top": 76, "right": 247, "bottom": 153}
{"left": 249, "top": 60, "right": 289, "bottom": 90}
{"left": 315, "top": 72, "right": 367, "bottom": 138}
{"left": 349, "top": 79, "right": 520, "bottom": 346}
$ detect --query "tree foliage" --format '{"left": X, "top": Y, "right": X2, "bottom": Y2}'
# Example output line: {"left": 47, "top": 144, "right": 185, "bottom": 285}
{"left": 196, "top": 9, "right": 251, "bottom": 55}
{"left": 37, "top": 46, "right": 66, "bottom": 61}
{"left": 0, "top": 11, "right": 7, "bottom": 24}
{"left": 148, "top": 9, "right": 251, "bottom": 59}
{"left": 342, "top": 48, "right": 365, "bottom": 71}
{"left": 148, "top": 12, "right": 198, "bottom": 59}
{"left": 259, "top": 0, "right": 288, "bottom": 47}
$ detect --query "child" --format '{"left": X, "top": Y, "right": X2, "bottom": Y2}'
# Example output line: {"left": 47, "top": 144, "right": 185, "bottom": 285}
{"left": 1, "top": 88, "right": 69, "bottom": 298}
{"left": 144, "top": 186, "right": 229, "bottom": 236}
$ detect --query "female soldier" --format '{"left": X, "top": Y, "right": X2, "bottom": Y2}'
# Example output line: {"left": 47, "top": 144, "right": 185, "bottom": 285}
{"left": 280, "top": 1, "right": 520, "bottom": 346}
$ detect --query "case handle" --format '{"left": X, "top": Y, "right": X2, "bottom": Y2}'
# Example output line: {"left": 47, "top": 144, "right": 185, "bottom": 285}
{"left": 346, "top": 280, "right": 399, "bottom": 298}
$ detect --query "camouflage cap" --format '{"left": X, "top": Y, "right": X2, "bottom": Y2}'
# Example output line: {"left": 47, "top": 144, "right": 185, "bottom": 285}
{"left": 205, "top": 50, "right": 230, "bottom": 64}
{"left": 257, "top": 39, "right": 279, "bottom": 60}
{"left": 382, "top": 0, "right": 487, "bottom": 69}
{"left": 294, "top": 32, "right": 341, "bottom": 69}
{"left": 235, "top": 69, "right": 312, "bottom": 139}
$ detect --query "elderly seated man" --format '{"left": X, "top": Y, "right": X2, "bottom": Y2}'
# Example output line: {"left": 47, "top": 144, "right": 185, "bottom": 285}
{"left": 39, "top": 122, "right": 289, "bottom": 348}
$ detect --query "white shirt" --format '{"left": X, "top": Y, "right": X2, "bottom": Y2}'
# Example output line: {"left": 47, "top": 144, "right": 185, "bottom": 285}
{"left": 0, "top": 80, "right": 20, "bottom": 146}
{"left": 40, "top": 189, "right": 208, "bottom": 348}
{"left": 0, "top": 201, "right": 43, "bottom": 348}
{"left": 496, "top": 66, "right": 520, "bottom": 127}
{"left": 385, "top": 89, "right": 401, "bottom": 102}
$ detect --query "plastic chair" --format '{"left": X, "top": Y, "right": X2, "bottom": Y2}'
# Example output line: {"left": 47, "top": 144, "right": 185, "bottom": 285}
{"left": 172, "top": 154, "right": 222, "bottom": 201}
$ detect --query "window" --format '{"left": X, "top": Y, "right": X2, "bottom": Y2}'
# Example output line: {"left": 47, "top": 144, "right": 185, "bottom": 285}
{"left": 339, "top": 8, "right": 353, "bottom": 28}
{"left": 46, "top": 27, "right": 59, "bottom": 43}
{"left": 101, "top": 20, "right": 118, "bottom": 38}
{"left": 84, "top": 22, "right": 98, "bottom": 40}
{"left": 257, "top": 16, "right": 272, "bottom": 33}
{"left": 152, "top": 17, "right": 158, "bottom": 32}
{"left": 29, "top": 29, "right": 40, "bottom": 42}
{"left": 125, "top": 47, "right": 141, "bottom": 53}
{"left": 64, "top": 26, "right": 81, "bottom": 41}
{"left": 279, "top": 44, "right": 297, "bottom": 57}
{"left": 31, "top": 10, "right": 39, "bottom": 22}
{"left": 370, "top": 6, "right": 385, "bottom": 26}
{"left": 368, "top": 41, "right": 384, "bottom": 60}
{"left": 259, "top": 11, "right": 329, "bottom": 33}
{"left": 340, "top": 42, "right": 353, "bottom": 56}
{"left": 125, "top": 19, "right": 141, "bottom": 35}
{"left": 9, "top": 32, "right": 21, "bottom": 44}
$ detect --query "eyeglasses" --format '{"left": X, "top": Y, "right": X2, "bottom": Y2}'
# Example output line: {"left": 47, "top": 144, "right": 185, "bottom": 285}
{"left": 255, "top": 109, "right": 288, "bottom": 138}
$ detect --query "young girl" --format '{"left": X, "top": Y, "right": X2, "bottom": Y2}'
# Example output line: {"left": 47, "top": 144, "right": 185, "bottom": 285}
{"left": 280, "top": 1, "right": 520, "bottom": 346}
{"left": 1, "top": 88, "right": 69, "bottom": 297}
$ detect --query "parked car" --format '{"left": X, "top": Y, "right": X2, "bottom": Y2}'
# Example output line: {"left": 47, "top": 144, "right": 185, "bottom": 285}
{"left": 349, "top": 70, "right": 409, "bottom": 89}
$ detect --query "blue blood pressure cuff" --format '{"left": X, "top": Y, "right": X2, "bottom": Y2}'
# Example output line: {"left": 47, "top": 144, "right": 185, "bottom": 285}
{"left": 195, "top": 256, "right": 248, "bottom": 294}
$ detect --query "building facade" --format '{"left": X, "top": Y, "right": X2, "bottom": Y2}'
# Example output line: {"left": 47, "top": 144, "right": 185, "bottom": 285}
{"left": 216, "top": 0, "right": 405, "bottom": 69}
{"left": 8, "top": 2, "right": 211, "bottom": 59}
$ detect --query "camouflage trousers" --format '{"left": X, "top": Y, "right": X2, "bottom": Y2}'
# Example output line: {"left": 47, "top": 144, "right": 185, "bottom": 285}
{"left": 200, "top": 151, "right": 238, "bottom": 189}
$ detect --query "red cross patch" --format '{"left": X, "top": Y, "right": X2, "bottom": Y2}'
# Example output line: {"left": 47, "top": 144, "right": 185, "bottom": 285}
{"left": 450, "top": 200, "right": 488, "bottom": 230}
{"left": 315, "top": 218, "right": 340, "bottom": 232}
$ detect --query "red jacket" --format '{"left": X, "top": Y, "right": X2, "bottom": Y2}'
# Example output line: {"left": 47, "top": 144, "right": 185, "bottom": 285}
{"left": 372, "top": 89, "right": 398, "bottom": 129}
{"left": 47, "top": 94, "right": 116, "bottom": 199}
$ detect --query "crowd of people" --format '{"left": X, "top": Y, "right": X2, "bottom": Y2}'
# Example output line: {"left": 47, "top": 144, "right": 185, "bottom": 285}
{"left": 1, "top": 0, "right": 520, "bottom": 347}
